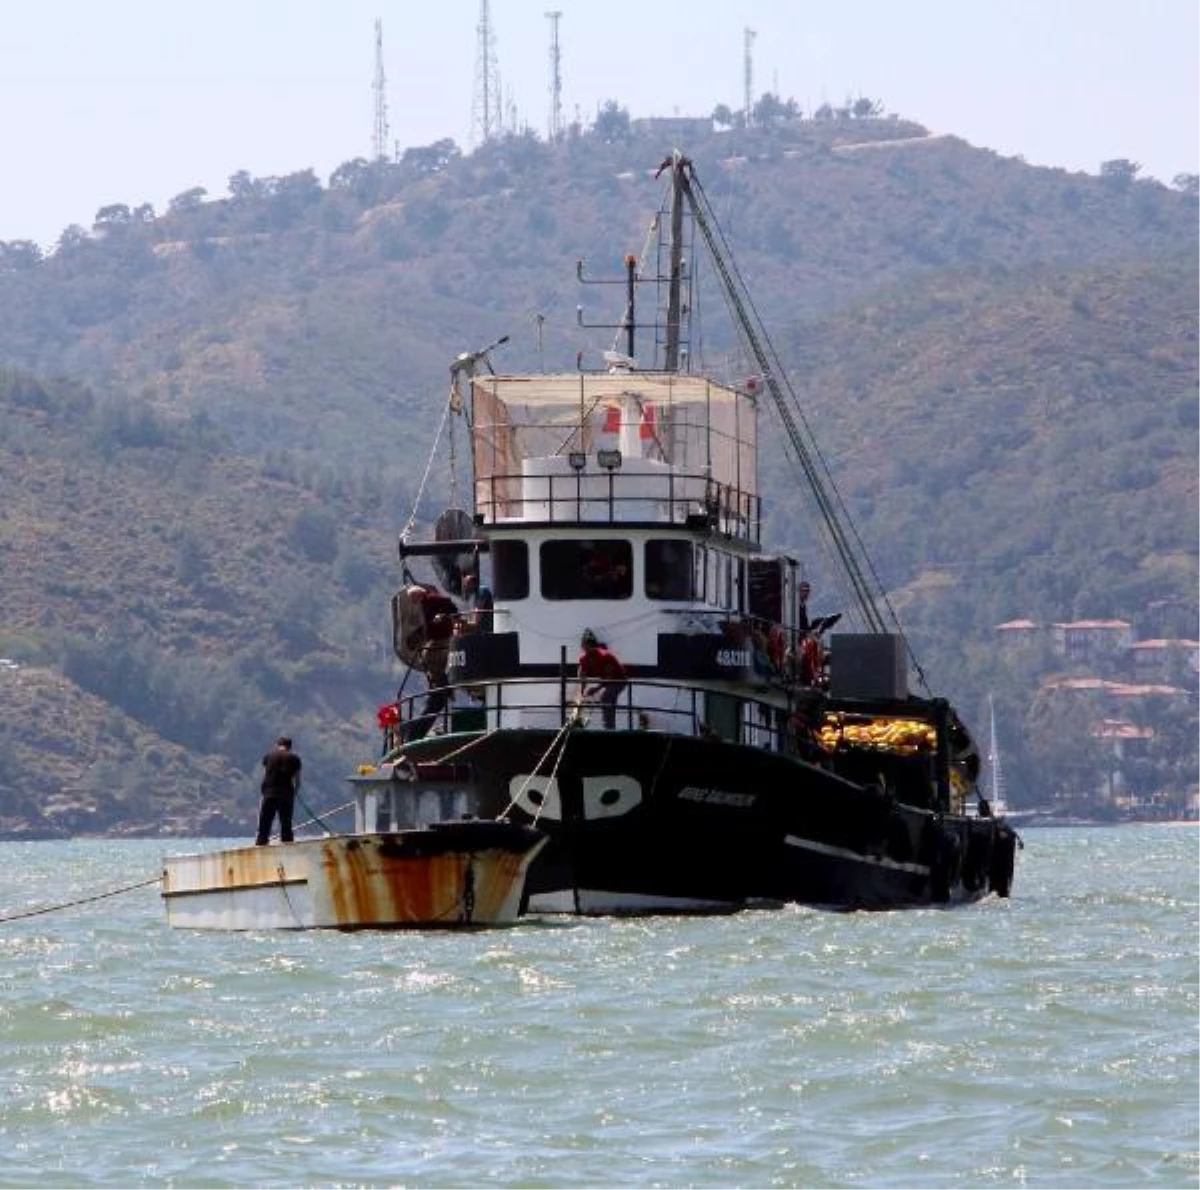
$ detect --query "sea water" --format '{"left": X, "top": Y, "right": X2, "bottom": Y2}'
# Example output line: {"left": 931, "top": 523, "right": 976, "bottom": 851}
{"left": 0, "top": 826, "right": 1195, "bottom": 1190}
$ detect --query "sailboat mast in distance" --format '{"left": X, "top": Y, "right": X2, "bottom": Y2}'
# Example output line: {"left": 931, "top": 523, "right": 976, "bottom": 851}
{"left": 988, "top": 695, "right": 1007, "bottom": 811}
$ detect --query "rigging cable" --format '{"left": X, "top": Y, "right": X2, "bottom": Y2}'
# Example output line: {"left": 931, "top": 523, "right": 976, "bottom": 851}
{"left": 448, "top": 391, "right": 461, "bottom": 509}
{"left": 678, "top": 161, "right": 932, "bottom": 692}
{"left": 399, "top": 385, "right": 456, "bottom": 545}
{"left": 680, "top": 164, "right": 883, "bottom": 629}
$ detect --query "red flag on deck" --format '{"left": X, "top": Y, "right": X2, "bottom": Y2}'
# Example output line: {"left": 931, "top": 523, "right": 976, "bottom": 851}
{"left": 603, "top": 404, "right": 621, "bottom": 433}
{"left": 639, "top": 402, "right": 656, "bottom": 440}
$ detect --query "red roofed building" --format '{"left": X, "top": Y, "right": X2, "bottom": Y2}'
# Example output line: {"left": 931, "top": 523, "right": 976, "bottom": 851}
{"left": 1129, "top": 639, "right": 1200, "bottom": 683}
{"left": 1051, "top": 620, "right": 1133, "bottom": 663}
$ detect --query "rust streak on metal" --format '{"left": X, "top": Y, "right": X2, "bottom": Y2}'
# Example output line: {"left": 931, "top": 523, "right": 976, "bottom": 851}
{"left": 319, "top": 838, "right": 466, "bottom": 926}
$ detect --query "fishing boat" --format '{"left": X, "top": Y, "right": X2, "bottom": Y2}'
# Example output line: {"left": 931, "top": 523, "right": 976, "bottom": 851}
{"left": 356, "top": 152, "right": 1019, "bottom": 914}
{"left": 161, "top": 783, "right": 545, "bottom": 929}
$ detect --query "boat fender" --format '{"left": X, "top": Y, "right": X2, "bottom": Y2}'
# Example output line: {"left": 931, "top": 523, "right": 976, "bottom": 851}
{"left": 863, "top": 781, "right": 894, "bottom": 852}
{"left": 395, "top": 583, "right": 432, "bottom": 666}
{"left": 988, "top": 823, "right": 1018, "bottom": 898}
{"left": 960, "top": 822, "right": 993, "bottom": 893}
{"left": 929, "top": 821, "right": 961, "bottom": 903}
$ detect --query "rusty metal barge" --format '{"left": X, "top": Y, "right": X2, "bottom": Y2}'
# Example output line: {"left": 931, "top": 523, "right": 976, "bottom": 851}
{"left": 161, "top": 793, "right": 544, "bottom": 930}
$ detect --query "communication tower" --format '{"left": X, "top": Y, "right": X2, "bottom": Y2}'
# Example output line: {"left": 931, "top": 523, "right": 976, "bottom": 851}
{"left": 546, "top": 10, "right": 563, "bottom": 141}
{"left": 743, "top": 27, "right": 757, "bottom": 126}
{"left": 373, "top": 18, "right": 390, "bottom": 161}
{"left": 472, "top": 0, "right": 502, "bottom": 146}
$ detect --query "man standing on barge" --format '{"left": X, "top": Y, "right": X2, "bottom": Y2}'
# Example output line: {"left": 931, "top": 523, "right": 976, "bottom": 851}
{"left": 256, "top": 735, "right": 302, "bottom": 845}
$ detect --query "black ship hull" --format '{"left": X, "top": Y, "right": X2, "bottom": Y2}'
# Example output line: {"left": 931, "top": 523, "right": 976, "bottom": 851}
{"left": 412, "top": 728, "right": 1017, "bottom": 915}
{"left": 370, "top": 155, "right": 1022, "bottom": 917}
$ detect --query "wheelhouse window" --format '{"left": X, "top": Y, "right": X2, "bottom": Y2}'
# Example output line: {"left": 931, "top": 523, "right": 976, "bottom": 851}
{"left": 645, "top": 539, "right": 694, "bottom": 600}
{"left": 490, "top": 540, "right": 529, "bottom": 600}
{"left": 541, "top": 539, "right": 633, "bottom": 600}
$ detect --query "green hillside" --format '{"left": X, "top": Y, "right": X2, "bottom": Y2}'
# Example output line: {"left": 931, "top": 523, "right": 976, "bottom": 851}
{"left": 0, "top": 114, "right": 1195, "bottom": 834}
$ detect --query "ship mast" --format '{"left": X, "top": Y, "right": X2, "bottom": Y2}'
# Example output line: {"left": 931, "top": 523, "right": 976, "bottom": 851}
{"left": 663, "top": 161, "right": 686, "bottom": 372}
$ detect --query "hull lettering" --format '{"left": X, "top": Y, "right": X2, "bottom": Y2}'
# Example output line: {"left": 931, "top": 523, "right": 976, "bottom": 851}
{"left": 678, "top": 786, "right": 757, "bottom": 808}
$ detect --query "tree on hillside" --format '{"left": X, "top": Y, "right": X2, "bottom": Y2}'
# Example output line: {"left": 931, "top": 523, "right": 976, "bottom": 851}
{"left": 1022, "top": 685, "right": 1105, "bottom": 805}
{"left": 328, "top": 157, "right": 394, "bottom": 205}
{"left": 475, "top": 129, "right": 550, "bottom": 175}
{"left": 1100, "top": 159, "right": 1141, "bottom": 186}
{"left": 752, "top": 93, "right": 798, "bottom": 129}
{"left": 1172, "top": 173, "right": 1199, "bottom": 197}
{"left": 93, "top": 204, "right": 133, "bottom": 233}
{"left": 262, "top": 169, "right": 323, "bottom": 227}
{"left": 712, "top": 104, "right": 735, "bottom": 129}
{"left": 55, "top": 224, "right": 89, "bottom": 253}
{"left": 168, "top": 187, "right": 208, "bottom": 214}
{"left": 290, "top": 505, "right": 340, "bottom": 563}
{"left": 401, "top": 139, "right": 461, "bottom": 177}
{"left": 228, "top": 170, "right": 268, "bottom": 203}
{"left": 593, "top": 100, "right": 631, "bottom": 143}
{"left": 0, "top": 240, "right": 42, "bottom": 271}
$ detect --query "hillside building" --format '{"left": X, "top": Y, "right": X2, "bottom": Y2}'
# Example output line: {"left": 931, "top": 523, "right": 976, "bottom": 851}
{"left": 1128, "top": 638, "right": 1200, "bottom": 683}
{"left": 1050, "top": 619, "right": 1134, "bottom": 663}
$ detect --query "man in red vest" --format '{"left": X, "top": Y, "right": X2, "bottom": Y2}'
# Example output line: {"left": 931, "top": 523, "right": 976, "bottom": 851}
{"left": 577, "top": 628, "right": 628, "bottom": 729}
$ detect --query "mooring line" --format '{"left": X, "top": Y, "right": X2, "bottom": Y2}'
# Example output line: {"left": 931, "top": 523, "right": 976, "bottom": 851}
{"left": 502, "top": 710, "right": 580, "bottom": 823}
{"left": 0, "top": 875, "right": 163, "bottom": 925}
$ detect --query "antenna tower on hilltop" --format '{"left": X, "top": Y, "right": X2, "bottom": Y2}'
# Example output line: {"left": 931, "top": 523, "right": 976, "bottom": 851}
{"left": 372, "top": 18, "right": 390, "bottom": 161}
{"left": 743, "top": 27, "right": 757, "bottom": 126}
{"left": 546, "top": 10, "right": 563, "bottom": 141}
{"left": 472, "top": 0, "right": 502, "bottom": 146}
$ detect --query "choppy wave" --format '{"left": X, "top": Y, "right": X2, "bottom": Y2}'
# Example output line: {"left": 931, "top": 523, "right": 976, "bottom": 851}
{"left": 0, "top": 827, "right": 1196, "bottom": 1188}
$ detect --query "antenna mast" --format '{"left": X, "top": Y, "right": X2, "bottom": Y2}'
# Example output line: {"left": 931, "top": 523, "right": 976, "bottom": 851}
{"left": 472, "top": 0, "right": 502, "bottom": 146}
{"left": 545, "top": 10, "right": 563, "bottom": 141}
{"left": 743, "top": 27, "right": 757, "bottom": 126}
{"left": 372, "top": 18, "right": 390, "bottom": 161}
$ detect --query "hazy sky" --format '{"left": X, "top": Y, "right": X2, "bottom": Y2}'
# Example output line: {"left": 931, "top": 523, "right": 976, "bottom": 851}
{"left": 1, "top": 0, "right": 1196, "bottom": 247}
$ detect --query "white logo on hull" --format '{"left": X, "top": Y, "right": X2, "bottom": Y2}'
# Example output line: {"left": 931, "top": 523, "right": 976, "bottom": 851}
{"left": 508, "top": 774, "right": 643, "bottom": 821}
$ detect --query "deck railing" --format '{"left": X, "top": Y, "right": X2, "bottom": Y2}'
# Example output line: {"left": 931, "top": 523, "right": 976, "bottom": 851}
{"left": 474, "top": 468, "right": 761, "bottom": 545}
{"left": 390, "top": 675, "right": 791, "bottom": 753}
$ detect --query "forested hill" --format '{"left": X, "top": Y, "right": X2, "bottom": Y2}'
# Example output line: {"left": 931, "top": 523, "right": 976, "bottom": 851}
{"left": 0, "top": 113, "right": 1195, "bottom": 834}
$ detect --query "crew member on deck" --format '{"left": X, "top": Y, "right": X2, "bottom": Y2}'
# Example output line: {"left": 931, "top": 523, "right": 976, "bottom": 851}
{"left": 791, "top": 580, "right": 840, "bottom": 686}
{"left": 407, "top": 589, "right": 459, "bottom": 740}
{"left": 797, "top": 581, "right": 812, "bottom": 632}
{"left": 256, "top": 735, "right": 302, "bottom": 846}
{"left": 577, "top": 628, "right": 628, "bottom": 729}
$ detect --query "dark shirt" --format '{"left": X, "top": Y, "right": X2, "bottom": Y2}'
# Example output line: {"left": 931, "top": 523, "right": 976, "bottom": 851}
{"left": 475, "top": 588, "right": 494, "bottom": 633}
{"left": 261, "top": 748, "right": 302, "bottom": 796}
